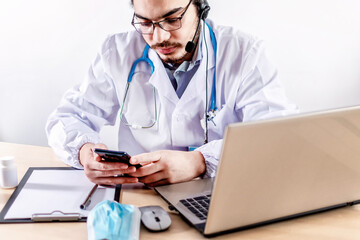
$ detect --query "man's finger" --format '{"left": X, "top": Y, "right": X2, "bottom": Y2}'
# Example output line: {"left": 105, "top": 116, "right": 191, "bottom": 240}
{"left": 130, "top": 151, "right": 162, "bottom": 165}
{"left": 89, "top": 167, "right": 137, "bottom": 178}
{"left": 138, "top": 170, "right": 166, "bottom": 184}
{"left": 129, "top": 162, "right": 163, "bottom": 178}
{"left": 89, "top": 161, "right": 131, "bottom": 171}
{"left": 94, "top": 176, "right": 139, "bottom": 185}
{"left": 92, "top": 144, "right": 108, "bottom": 162}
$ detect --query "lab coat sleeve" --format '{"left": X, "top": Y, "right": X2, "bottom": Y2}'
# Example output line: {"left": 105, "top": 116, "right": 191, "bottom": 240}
{"left": 46, "top": 41, "right": 120, "bottom": 168}
{"left": 195, "top": 140, "right": 223, "bottom": 178}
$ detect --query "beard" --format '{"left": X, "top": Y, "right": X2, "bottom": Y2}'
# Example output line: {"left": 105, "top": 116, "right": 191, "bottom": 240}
{"left": 150, "top": 41, "right": 190, "bottom": 66}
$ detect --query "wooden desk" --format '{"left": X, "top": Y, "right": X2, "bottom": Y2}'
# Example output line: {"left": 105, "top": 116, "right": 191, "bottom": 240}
{"left": 1, "top": 142, "right": 360, "bottom": 239}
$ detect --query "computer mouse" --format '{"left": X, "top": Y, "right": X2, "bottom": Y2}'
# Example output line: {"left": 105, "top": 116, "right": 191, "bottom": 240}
{"left": 139, "top": 205, "right": 172, "bottom": 232}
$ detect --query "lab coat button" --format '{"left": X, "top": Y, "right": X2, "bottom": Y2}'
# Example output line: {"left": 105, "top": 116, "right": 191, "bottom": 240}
{"left": 177, "top": 115, "right": 184, "bottom": 121}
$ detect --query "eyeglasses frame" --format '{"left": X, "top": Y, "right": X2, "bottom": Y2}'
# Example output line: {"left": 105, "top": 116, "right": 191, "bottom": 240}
{"left": 131, "top": 0, "right": 194, "bottom": 35}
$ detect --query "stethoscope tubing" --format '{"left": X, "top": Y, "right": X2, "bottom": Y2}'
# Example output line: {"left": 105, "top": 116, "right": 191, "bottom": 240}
{"left": 205, "top": 22, "right": 217, "bottom": 113}
{"left": 127, "top": 44, "right": 155, "bottom": 83}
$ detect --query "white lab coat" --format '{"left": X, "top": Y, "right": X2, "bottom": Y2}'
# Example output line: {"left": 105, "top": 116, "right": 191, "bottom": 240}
{"left": 46, "top": 20, "right": 298, "bottom": 177}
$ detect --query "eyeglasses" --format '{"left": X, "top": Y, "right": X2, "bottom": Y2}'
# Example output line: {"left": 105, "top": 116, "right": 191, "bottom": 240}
{"left": 132, "top": 0, "right": 193, "bottom": 35}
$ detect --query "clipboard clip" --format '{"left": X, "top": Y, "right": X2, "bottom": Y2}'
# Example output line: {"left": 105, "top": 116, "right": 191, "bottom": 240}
{"left": 32, "top": 210, "right": 82, "bottom": 222}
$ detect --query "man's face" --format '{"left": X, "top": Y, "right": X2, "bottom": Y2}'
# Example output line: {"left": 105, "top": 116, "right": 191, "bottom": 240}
{"left": 133, "top": 0, "right": 198, "bottom": 65}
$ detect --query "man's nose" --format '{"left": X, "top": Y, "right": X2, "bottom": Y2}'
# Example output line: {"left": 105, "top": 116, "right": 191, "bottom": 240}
{"left": 152, "top": 24, "right": 171, "bottom": 43}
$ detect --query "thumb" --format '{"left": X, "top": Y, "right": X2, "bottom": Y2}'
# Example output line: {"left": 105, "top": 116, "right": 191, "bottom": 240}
{"left": 92, "top": 143, "right": 108, "bottom": 161}
{"left": 130, "top": 151, "right": 162, "bottom": 165}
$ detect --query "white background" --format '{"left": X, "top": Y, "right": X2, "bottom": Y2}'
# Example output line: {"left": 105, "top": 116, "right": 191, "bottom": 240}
{"left": 1, "top": 0, "right": 360, "bottom": 147}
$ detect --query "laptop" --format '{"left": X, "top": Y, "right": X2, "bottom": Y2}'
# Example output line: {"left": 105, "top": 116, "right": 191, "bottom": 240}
{"left": 155, "top": 105, "right": 360, "bottom": 237}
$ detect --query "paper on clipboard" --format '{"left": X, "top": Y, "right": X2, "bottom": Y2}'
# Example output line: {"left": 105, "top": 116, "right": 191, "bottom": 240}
{"left": 3, "top": 169, "right": 115, "bottom": 221}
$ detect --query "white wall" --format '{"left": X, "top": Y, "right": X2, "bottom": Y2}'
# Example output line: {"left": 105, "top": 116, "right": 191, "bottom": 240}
{"left": 0, "top": 0, "right": 133, "bottom": 147}
{"left": 210, "top": 0, "right": 360, "bottom": 111}
{"left": 1, "top": 0, "right": 360, "bottom": 147}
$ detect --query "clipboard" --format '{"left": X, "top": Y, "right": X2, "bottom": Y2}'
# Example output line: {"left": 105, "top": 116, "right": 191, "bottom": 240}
{"left": 0, "top": 167, "right": 115, "bottom": 223}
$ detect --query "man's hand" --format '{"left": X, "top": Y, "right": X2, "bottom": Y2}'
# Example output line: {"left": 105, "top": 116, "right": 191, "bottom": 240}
{"left": 128, "top": 150, "right": 206, "bottom": 187}
{"left": 79, "top": 143, "right": 138, "bottom": 185}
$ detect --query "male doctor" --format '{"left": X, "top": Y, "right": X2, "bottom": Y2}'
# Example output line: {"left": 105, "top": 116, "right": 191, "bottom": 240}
{"left": 46, "top": 0, "right": 297, "bottom": 187}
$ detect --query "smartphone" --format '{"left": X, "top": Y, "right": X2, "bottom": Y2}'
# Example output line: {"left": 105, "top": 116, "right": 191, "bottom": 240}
{"left": 94, "top": 148, "right": 141, "bottom": 168}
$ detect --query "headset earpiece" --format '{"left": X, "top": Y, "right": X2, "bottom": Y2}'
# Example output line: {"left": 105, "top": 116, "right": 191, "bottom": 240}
{"left": 200, "top": 1, "right": 210, "bottom": 20}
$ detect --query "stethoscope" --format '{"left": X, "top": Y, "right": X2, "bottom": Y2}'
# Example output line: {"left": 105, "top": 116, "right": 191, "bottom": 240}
{"left": 119, "top": 21, "right": 217, "bottom": 144}
{"left": 119, "top": 44, "right": 158, "bottom": 129}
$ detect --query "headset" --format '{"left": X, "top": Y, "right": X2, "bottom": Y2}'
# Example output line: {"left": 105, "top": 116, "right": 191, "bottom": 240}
{"left": 185, "top": 0, "right": 210, "bottom": 53}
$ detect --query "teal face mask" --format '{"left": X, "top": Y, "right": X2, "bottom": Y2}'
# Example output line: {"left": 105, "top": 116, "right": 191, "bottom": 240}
{"left": 87, "top": 200, "right": 141, "bottom": 240}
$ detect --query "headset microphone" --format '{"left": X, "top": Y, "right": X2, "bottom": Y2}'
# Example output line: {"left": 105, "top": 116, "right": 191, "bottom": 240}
{"left": 185, "top": 38, "right": 196, "bottom": 53}
{"left": 185, "top": 18, "right": 200, "bottom": 53}
{"left": 185, "top": 5, "right": 210, "bottom": 53}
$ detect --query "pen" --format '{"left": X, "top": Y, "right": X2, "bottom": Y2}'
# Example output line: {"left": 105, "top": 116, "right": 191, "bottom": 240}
{"left": 114, "top": 184, "right": 122, "bottom": 203}
{"left": 80, "top": 184, "right": 98, "bottom": 210}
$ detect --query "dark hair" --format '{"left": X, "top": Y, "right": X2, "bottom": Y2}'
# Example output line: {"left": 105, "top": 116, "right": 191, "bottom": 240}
{"left": 129, "top": 0, "right": 210, "bottom": 18}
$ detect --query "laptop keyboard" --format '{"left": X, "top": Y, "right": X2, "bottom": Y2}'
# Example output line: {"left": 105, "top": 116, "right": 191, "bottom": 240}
{"left": 179, "top": 194, "right": 211, "bottom": 220}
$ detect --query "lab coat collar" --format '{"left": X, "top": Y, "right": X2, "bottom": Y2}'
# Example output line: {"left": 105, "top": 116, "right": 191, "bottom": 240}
{"left": 199, "top": 20, "right": 216, "bottom": 70}
{"left": 148, "top": 48, "right": 179, "bottom": 105}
